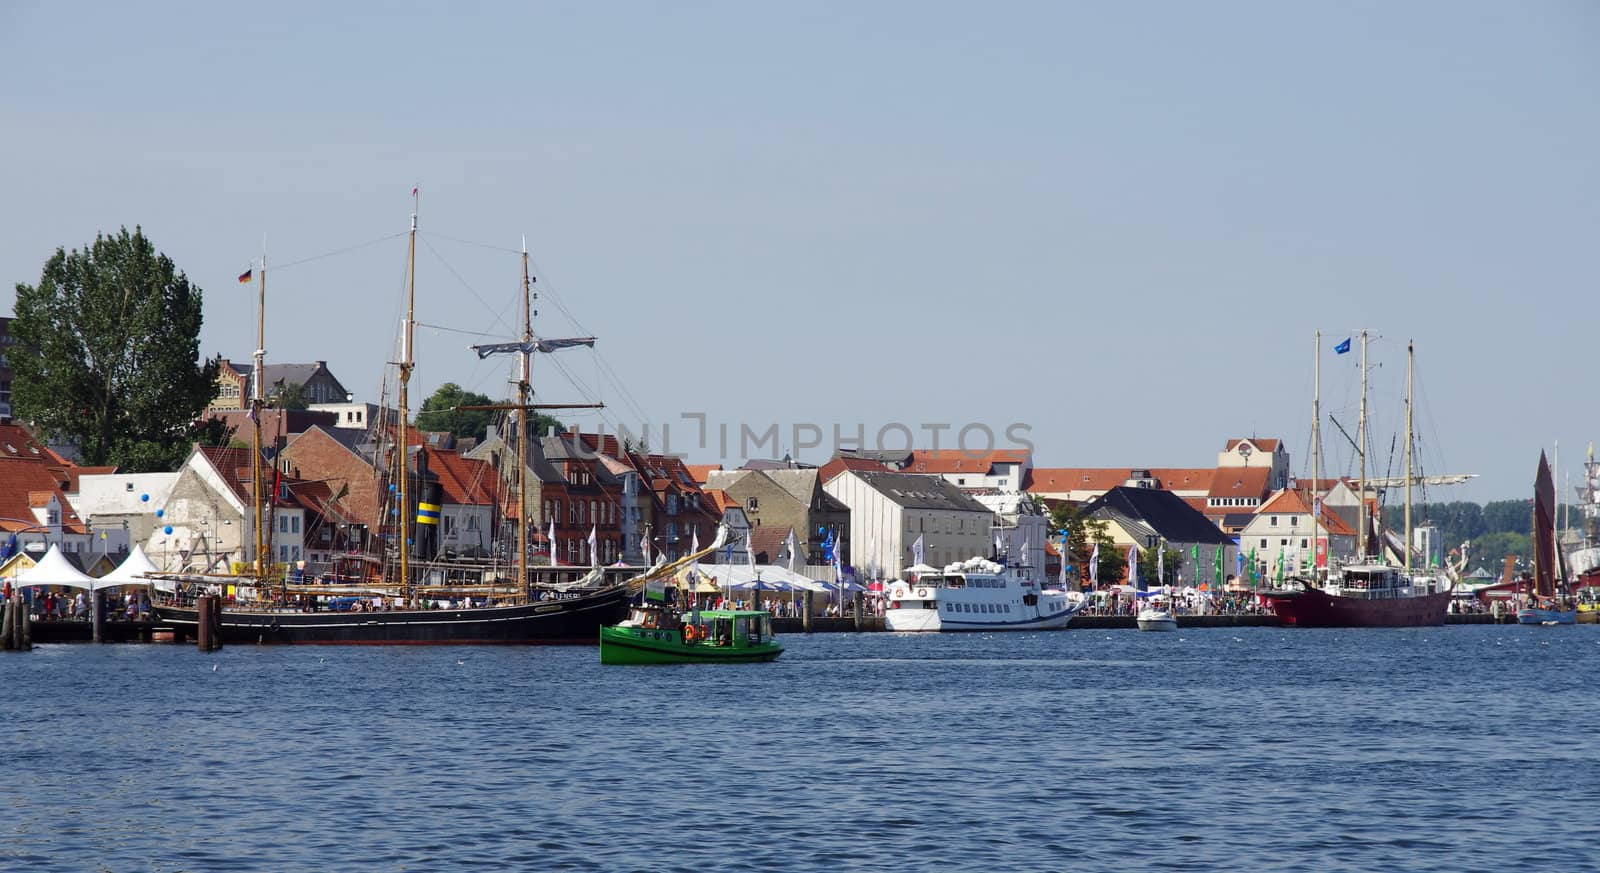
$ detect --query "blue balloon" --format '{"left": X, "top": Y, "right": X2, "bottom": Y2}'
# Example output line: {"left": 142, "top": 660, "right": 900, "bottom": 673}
{"left": 155, "top": 509, "right": 164, "bottom": 518}
{"left": 140, "top": 494, "right": 149, "bottom": 502}
{"left": 163, "top": 525, "right": 174, "bottom": 535}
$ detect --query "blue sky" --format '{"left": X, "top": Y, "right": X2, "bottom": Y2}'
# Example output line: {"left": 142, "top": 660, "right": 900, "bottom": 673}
{"left": 3, "top": 1, "right": 1596, "bottom": 501}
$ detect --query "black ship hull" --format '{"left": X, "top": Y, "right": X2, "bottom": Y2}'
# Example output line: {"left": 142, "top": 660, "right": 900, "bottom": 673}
{"left": 152, "top": 587, "right": 631, "bottom": 645}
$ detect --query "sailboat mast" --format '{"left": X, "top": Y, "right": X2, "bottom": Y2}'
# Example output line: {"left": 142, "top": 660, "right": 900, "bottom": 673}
{"left": 1404, "top": 340, "right": 1413, "bottom": 575}
{"left": 516, "top": 236, "right": 532, "bottom": 602}
{"left": 1311, "top": 331, "right": 1321, "bottom": 578}
{"left": 252, "top": 251, "right": 267, "bottom": 576}
{"left": 398, "top": 193, "right": 417, "bottom": 596}
{"left": 1357, "top": 329, "right": 1368, "bottom": 561}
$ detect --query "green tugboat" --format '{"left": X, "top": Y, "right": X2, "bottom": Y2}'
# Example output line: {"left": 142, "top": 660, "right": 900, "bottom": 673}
{"left": 599, "top": 602, "right": 783, "bottom": 665}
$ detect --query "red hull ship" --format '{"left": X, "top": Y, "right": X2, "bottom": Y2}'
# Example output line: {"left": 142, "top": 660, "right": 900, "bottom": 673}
{"left": 1260, "top": 564, "right": 1453, "bottom": 628}
{"left": 1262, "top": 584, "right": 1452, "bottom": 627}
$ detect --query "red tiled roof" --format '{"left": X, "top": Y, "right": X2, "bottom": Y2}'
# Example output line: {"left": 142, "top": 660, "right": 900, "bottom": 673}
{"left": 1256, "top": 488, "right": 1356, "bottom": 536}
{"left": 903, "top": 449, "right": 1029, "bottom": 475}
{"left": 1026, "top": 468, "right": 1133, "bottom": 494}
{"left": 704, "top": 489, "right": 738, "bottom": 514}
{"left": 1208, "top": 466, "right": 1272, "bottom": 499}
{"left": 819, "top": 455, "right": 889, "bottom": 483}
{"left": 0, "top": 452, "right": 84, "bottom": 532}
{"left": 199, "top": 446, "right": 259, "bottom": 506}
{"left": 685, "top": 464, "right": 722, "bottom": 484}
{"left": 1225, "top": 438, "right": 1280, "bottom": 453}
{"left": 425, "top": 447, "right": 500, "bottom": 506}
{"left": 0, "top": 424, "right": 71, "bottom": 465}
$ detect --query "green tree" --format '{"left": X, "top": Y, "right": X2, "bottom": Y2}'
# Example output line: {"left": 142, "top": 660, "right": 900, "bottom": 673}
{"left": 1136, "top": 543, "right": 1184, "bottom": 587}
{"left": 269, "top": 381, "right": 310, "bottom": 410}
{"left": 12, "top": 227, "right": 221, "bottom": 471}
{"left": 414, "top": 382, "right": 561, "bottom": 443}
{"left": 1046, "top": 503, "right": 1125, "bottom": 588}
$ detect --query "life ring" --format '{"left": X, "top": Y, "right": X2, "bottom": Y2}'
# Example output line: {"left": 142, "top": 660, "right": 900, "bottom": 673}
{"left": 916, "top": 588, "right": 929, "bottom": 599}
{"left": 683, "top": 625, "right": 698, "bottom": 643}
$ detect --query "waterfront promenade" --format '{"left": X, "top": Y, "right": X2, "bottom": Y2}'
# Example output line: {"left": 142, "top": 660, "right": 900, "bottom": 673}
{"left": 4, "top": 609, "right": 1529, "bottom": 646}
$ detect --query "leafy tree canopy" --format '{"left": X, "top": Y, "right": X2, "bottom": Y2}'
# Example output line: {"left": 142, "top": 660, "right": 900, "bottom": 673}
{"left": 12, "top": 226, "right": 221, "bottom": 471}
{"left": 269, "top": 381, "right": 310, "bottom": 410}
{"left": 414, "top": 382, "right": 561, "bottom": 443}
{"left": 1046, "top": 503, "right": 1125, "bottom": 589}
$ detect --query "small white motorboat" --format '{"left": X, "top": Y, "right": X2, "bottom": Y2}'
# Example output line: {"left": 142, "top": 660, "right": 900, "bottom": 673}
{"left": 1136, "top": 595, "right": 1178, "bottom": 632}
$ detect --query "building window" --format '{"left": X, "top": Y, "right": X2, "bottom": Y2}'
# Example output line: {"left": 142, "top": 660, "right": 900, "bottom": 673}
{"left": 1270, "top": 516, "right": 1278, "bottom": 527}
{"left": 543, "top": 500, "right": 553, "bottom": 523}
{"left": 1300, "top": 539, "right": 1308, "bottom": 549}
{"left": 467, "top": 515, "right": 479, "bottom": 531}
{"left": 291, "top": 515, "right": 300, "bottom": 534}
{"left": 590, "top": 500, "right": 599, "bottom": 525}
{"left": 746, "top": 497, "right": 758, "bottom": 512}
{"left": 1259, "top": 539, "right": 1267, "bottom": 548}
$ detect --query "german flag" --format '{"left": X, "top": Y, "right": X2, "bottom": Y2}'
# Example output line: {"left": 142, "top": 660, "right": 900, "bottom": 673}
{"left": 238, "top": 268, "right": 252, "bottom": 284}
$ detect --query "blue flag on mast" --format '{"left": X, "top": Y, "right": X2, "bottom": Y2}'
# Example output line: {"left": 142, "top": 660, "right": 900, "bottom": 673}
{"left": 1334, "top": 337, "right": 1352, "bottom": 355}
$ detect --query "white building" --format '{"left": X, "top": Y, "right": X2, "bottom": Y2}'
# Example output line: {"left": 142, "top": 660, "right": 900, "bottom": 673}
{"left": 822, "top": 470, "right": 996, "bottom": 580}
{"left": 971, "top": 491, "right": 1049, "bottom": 585}
{"left": 1218, "top": 438, "right": 1291, "bottom": 492}
{"left": 1238, "top": 488, "right": 1358, "bottom": 580}
{"left": 308, "top": 401, "right": 396, "bottom": 431}
{"left": 71, "top": 471, "right": 176, "bottom": 554}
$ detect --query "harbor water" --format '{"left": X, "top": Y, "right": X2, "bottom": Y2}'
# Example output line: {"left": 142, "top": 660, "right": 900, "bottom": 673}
{"left": 4, "top": 625, "right": 1597, "bottom": 871}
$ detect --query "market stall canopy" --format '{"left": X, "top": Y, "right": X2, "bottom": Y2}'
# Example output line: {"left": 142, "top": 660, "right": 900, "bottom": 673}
{"left": 14, "top": 545, "right": 96, "bottom": 590}
{"left": 692, "top": 565, "right": 828, "bottom": 592}
{"left": 95, "top": 544, "right": 159, "bottom": 589}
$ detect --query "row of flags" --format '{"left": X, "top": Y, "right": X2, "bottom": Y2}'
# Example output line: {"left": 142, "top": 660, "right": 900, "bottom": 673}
{"left": 542, "top": 518, "right": 600, "bottom": 568}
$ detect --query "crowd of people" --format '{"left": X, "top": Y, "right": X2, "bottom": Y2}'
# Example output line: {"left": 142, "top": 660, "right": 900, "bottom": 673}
{"left": 0, "top": 586, "right": 152, "bottom": 622}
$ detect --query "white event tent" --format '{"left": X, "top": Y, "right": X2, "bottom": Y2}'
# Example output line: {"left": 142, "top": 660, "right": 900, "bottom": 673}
{"left": 14, "top": 544, "right": 96, "bottom": 590}
{"left": 95, "top": 545, "right": 160, "bottom": 589}
{"left": 13, "top": 544, "right": 159, "bottom": 591}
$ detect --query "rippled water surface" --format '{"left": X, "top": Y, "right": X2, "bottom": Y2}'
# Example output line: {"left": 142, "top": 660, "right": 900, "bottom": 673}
{"left": 5, "top": 625, "right": 1599, "bottom": 871}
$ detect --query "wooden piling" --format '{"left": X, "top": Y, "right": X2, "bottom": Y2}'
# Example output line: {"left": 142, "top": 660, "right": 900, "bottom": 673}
{"left": 802, "top": 591, "right": 813, "bottom": 633}
{"left": 853, "top": 591, "right": 864, "bottom": 631}
{"left": 18, "top": 599, "right": 30, "bottom": 651}
{"left": 196, "top": 595, "right": 222, "bottom": 651}
{"left": 91, "top": 591, "right": 104, "bottom": 644}
{"left": 1, "top": 599, "right": 13, "bottom": 650}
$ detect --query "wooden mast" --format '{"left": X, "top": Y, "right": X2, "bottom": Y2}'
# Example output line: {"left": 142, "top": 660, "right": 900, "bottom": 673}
{"left": 398, "top": 191, "right": 417, "bottom": 597}
{"left": 1311, "top": 331, "right": 1321, "bottom": 580}
{"left": 252, "top": 250, "right": 267, "bottom": 577}
{"left": 1357, "top": 329, "right": 1369, "bottom": 562}
{"left": 1404, "top": 339, "right": 1413, "bottom": 575}
{"left": 516, "top": 237, "right": 532, "bottom": 603}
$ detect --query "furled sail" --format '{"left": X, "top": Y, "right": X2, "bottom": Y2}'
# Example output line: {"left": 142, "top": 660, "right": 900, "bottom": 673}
{"left": 472, "top": 337, "right": 596, "bottom": 358}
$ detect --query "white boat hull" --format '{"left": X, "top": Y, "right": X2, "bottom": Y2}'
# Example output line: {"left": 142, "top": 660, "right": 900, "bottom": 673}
{"left": 884, "top": 570, "right": 1086, "bottom": 632}
{"left": 1136, "top": 608, "right": 1178, "bottom": 632}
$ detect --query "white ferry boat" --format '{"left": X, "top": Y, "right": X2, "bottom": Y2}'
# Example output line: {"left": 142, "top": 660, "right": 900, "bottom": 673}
{"left": 884, "top": 558, "right": 1088, "bottom": 632}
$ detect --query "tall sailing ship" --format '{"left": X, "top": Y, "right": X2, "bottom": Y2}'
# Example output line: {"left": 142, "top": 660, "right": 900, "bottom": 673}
{"left": 151, "top": 195, "right": 687, "bottom": 644}
{"left": 1260, "top": 333, "right": 1462, "bottom": 628}
{"left": 1516, "top": 450, "right": 1576, "bottom": 625}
